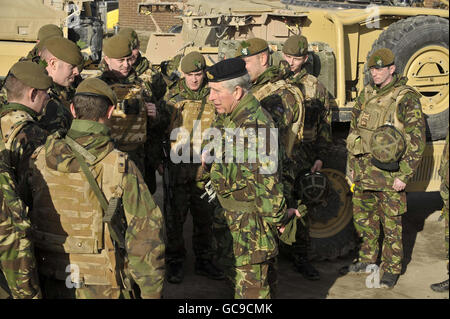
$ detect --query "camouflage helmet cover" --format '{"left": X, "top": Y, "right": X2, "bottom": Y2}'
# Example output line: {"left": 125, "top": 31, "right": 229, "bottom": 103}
{"left": 370, "top": 124, "right": 406, "bottom": 171}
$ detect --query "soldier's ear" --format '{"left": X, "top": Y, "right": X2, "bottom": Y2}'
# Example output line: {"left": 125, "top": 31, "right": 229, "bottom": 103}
{"left": 389, "top": 65, "right": 396, "bottom": 75}
{"left": 70, "top": 103, "right": 77, "bottom": 118}
{"left": 106, "top": 105, "right": 115, "bottom": 119}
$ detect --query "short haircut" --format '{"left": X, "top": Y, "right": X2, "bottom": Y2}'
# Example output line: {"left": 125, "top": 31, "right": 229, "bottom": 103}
{"left": 72, "top": 94, "right": 110, "bottom": 121}
{"left": 221, "top": 73, "right": 252, "bottom": 94}
{"left": 39, "top": 47, "right": 54, "bottom": 63}
{"left": 4, "top": 74, "right": 29, "bottom": 101}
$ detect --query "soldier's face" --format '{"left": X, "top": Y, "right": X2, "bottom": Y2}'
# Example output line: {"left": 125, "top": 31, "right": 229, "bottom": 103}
{"left": 208, "top": 81, "right": 238, "bottom": 114}
{"left": 130, "top": 48, "right": 140, "bottom": 66}
{"left": 184, "top": 70, "right": 205, "bottom": 91}
{"left": 49, "top": 59, "right": 80, "bottom": 87}
{"left": 370, "top": 65, "right": 396, "bottom": 88}
{"left": 283, "top": 53, "right": 308, "bottom": 73}
{"left": 242, "top": 53, "right": 267, "bottom": 82}
{"left": 105, "top": 56, "right": 133, "bottom": 77}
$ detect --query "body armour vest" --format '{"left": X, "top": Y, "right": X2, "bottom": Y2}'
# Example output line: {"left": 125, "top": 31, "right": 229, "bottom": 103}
{"left": 29, "top": 147, "right": 127, "bottom": 287}
{"left": 347, "top": 84, "right": 416, "bottom": 156}
{"left": 108, "top": 83, "right": 147, "bottom": 152}
{"left": 253, "top": 79, "right": 304, "bottom": 159}
{"left": 169, "top": 96, "right": 216, "bottom": 153}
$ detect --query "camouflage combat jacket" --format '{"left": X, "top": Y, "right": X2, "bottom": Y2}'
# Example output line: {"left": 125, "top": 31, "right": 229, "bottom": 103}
{"left": 28, "top": 119, "right": 165, "bottom": 298}
{"left": 164, "top": 78, "right": 216, "bottom": 183}
{"left": 439, "top": 132, "right": 449, "bottom": 208}
{"left": 288, "top": 68, "right": 332, "bottom": 168}
{"left": 347, "top": 75, "right": 426, "bottom": 191}
{"left": 251, "top": 66, "right": 304, "bottom": 208}
{"left": 210, "top": 93, "right": 289, "bottom": 267}
{"left": 0, "top": 102, "right": 47, "bottom": 299}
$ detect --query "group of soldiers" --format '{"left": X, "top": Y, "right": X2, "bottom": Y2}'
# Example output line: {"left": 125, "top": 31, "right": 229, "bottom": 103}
{"left": 0, "top": 22, "right": 447, "bottom": 299}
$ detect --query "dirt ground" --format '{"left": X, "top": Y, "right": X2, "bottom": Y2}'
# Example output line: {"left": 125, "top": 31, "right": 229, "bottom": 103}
{"left": 154, "top": 176, "right": 449, "bottom": 299}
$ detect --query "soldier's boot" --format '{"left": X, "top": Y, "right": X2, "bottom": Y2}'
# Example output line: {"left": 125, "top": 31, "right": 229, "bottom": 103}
{"left": 430, "top": 279, "right": 449, "bottom": 293}
{"left": 294, "top": 257, "right": 320, "bottom": 281}
{"left": 195, "top": 259, "right": 225, "bottom": 280}
{"left": 339, "top": 261, "right": 369, "bottom": 275}
{"left": 166, "top": 261, "right": 184, "bottom": 284}
{"left": 380, "top": 272, "right": 399, "bottom": 289}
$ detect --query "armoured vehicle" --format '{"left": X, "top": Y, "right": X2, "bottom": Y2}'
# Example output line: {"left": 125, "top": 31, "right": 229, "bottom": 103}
{"left": 0, "top": 0, "right": 106, "bottom": 77}
{"left": 140, "top": 0, "right": 449, "bottom": 260}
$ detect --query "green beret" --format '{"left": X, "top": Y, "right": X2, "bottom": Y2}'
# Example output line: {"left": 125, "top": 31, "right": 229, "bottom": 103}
{"left": 43, "top": 37, "right": 83, "bottom": 68}
{"left": 236, "top": 38, "right": 269, "bottom": 58}
{"left": 9, "top": 61, "right": 52, "bottom": 90}
{"left": 180, "top": 51, "right": 206, "bottom": 74}
{"left": 368, "top": 48, "right": 395, "bottom": 69}
{"left": 206, "top": 58, "right": 247, "bottom": 82}
{"left": 38, "top": 24, "right": 63, "bottom": 42}
{"left": 103, "top": 35, "right": 132, "bottom": 59}
{"left": 282, "top": 35, "right": 308, "bottom": 57}
{"left": 118, "top": 27, "right": 139, "bottom": 50}
{"left": 75, "top": 78, "right": 117, "bottom": 106}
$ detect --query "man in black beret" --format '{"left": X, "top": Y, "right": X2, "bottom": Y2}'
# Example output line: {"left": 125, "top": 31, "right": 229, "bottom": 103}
{"left": 204, "top": 58, "right": 302, "bottom": 298}
{"left": 0, "top": 61, "right": 53, "bottom": 299}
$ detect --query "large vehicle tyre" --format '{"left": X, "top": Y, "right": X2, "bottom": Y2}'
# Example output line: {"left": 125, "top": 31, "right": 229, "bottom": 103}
{"left": 365, "top": 15, "right": 449, "bottom": 141}
{"left": 308, "top": 168, "right": 359, "bottom": 261}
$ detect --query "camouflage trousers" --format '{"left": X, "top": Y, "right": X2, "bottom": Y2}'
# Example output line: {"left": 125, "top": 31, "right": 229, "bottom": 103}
{"left": 291, "top": 215, "right": 311, "bottom": 265}
{"left": 352, "top": 188, "right": 406, "bottom": 275}
{"left": 225, "top": 258, "right": 278, "bottom": 299}
{"left": 165, "top": 169, "right": 215, "bottom": 264}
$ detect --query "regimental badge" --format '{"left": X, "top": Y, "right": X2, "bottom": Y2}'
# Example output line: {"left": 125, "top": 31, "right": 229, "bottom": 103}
{"left": 241, "top": 48, "right": 249, "bottom": 56}
{"left": 194, "top": 60, "right": 202, "bottom": 69}
{"left": 375, "top": 56, "right": 383, "bottom": 67}
{"left": 206, "top": 70, "right": 214, "bottom": 80}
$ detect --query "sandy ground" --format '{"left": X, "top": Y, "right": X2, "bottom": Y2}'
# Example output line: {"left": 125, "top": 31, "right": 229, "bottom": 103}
{"left": 154, "top": 174, "right": 449, "bottom": 299}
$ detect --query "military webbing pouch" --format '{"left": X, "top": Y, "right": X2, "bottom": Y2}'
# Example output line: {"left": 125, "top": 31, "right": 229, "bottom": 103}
{"left": 217, "top": 194, "right": 257, "bottom": 213}
{"left": 346, "top": 131, "right": 364, "bottom": 156}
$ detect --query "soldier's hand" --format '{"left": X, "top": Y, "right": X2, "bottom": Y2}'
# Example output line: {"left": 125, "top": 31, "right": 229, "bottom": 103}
{"left": 146, "top": 102, "right": 157, "bottom": 119}
{"left": 392, "top": 178, "right": 406, "bottom": 192}
{"left": 311, "top": 159, "right": 323, "bottom": 173}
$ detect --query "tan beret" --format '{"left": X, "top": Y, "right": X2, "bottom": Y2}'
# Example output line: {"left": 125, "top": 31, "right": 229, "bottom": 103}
{"left": 75, "top": 78, "right": 117, "bottom": 106}
{"left": 282, "top": 35, "right": 308, "bottom": 57}
{"left": 236, "top": 38, "right": 269, "bottom": 58}
{"left": 9, "top": 61, "right": 52, "bottom": 90}
{"left": 368, "top": 48, "right": 395, "bottom": 69}
{"left": 103, "top": 35, "right": 132, "bottom": 59}
{"left": 43, "top": 37, "right": 83, "bottom": 68}
{"left": 181, "top": 51, "right": 206, "bottom": 73}
{"left": 118, "top": 27, "right": 139, "bottom": 50}
{"left": 38, "top": 24, "right": 63, "bottom": 42}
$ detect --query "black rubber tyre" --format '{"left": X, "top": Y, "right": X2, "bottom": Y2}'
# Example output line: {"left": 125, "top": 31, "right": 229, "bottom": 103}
{"left": 365, "top": 15, "right": 449, "bottom": 141}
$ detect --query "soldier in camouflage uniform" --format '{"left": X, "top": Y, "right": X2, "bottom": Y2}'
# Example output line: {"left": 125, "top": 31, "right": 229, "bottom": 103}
{"left": 28, "top": 78, "right": 165, "bottom": 299}
{"left": 282, "top": 35, "right": 332, "bottom": 280}
{"left": 0, "top": 61, "right": 53, "bottom": 298}
{"left": 343, "top": 48, "right": 426, "bottom": 288}
{"left": 118, "top": 27, "right": 167, "bottom": 193}
{"left": 0, "top": 25, "right": 64, "bottom": 107}
{"left": 162, "top": 52, "right": 224, "bottom": 284}
{"left": 38, "top": 36, "right": 84, "bottom": 134}
{"left": 431, "top": 131, "right": 449, "bottom": 292}
{"left": 205, "top": 58, "right": 302, "bottom": 299}
{"left": 99, "top": 35, "right": 166, "bottom": 191}
{"left": 235, "top": 38, "right": 305, "bottom": 222}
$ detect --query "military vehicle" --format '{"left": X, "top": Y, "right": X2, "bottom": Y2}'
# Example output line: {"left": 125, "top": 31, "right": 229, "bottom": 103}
{"left": 0, "top": 0, "right": 105, "bottom": 77}
{"left": 140, "top": 0, "right": 449, "bottom": 260}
